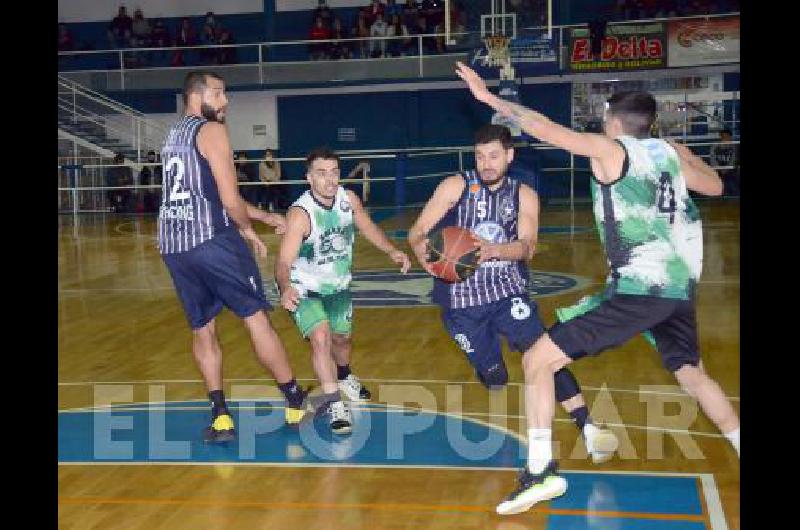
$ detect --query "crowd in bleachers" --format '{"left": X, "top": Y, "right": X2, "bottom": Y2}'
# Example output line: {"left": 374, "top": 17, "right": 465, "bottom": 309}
{"left": 58, "top": 5, "right": 240, "bottom": 68}
{"left": 307, "top": 0, "right": 469, "bottom": 60}
{"left": 58, "top": 1, "right": 740, "bottom": 67}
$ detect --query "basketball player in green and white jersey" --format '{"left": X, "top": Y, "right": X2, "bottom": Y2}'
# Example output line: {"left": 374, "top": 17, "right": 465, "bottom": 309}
{"left": 455, "top": 62, "right": 740, "bottom": 514}
{"left": 276, "top": 147, "right": 411, "bottom": 434}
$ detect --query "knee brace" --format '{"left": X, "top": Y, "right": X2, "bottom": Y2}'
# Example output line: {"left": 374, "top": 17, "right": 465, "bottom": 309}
{"left": 554, "top": 368, "right": 581, "bottom": 402}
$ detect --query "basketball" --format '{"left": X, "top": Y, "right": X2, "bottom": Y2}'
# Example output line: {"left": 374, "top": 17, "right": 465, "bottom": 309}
{"left": 426, "top": 226, "right": 480, "bottom": 283}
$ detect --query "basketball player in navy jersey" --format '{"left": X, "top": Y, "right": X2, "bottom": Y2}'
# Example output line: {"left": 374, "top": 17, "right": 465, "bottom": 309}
{"left": 408, "top": 124, "right": 619, "bottom": 464}
{"left": 159, "top": 71, "right": 307, "bottom": 443}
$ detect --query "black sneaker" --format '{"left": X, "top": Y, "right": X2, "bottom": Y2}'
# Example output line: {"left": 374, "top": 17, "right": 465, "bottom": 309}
{"left": 495, "top": 461, "right": 568, "bottom": 515}
{"left": 203, "top": 413, "right": 236, "bottom": 443}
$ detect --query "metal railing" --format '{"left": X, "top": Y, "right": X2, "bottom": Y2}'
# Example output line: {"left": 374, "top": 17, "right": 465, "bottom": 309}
{"left": 56, "top": 12, "right": 739, "bottom": 90}
{"left": 58, "top": 76, "right": 168, "bottom": 162}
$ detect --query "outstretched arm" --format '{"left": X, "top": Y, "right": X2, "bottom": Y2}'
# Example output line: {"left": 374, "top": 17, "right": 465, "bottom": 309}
{"left": 455, "top": 61, "right": 624, "bottom": 178}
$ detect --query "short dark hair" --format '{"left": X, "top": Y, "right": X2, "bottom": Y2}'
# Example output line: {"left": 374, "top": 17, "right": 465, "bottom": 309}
{"left": 606, "top": 91, "right": 657, "bottom": 138}
{"left": 182, "top": 71, "right": 223, "bottom": 106}
{"left": 474, "top": 123, "right": 513, "bottom": 149}
{"left": 306, "top": 146, "right": 340, "bottom": 170}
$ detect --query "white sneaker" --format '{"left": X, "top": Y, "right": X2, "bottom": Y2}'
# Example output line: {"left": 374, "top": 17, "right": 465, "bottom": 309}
{"left": 584, "top": 424, "right": 619, "bottom": 464}
{"left": 338, "top": 374, "right": 372, "bottom": 402}
{"left": 327, "top": 400, "right": 353, "bottom": 435}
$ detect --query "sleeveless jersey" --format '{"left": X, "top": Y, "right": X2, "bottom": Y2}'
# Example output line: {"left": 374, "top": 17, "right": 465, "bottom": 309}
{"left": 432, "top": 171, "right": 528, "bottom": 309}
{"left": 591, "top": 135, "right": 703, "bottom": 299}
{"left": 290, "top": 187, "right": 355, "bottom": 296}
{"left": 158, "top": 115, "right": 232, "bottom": 254}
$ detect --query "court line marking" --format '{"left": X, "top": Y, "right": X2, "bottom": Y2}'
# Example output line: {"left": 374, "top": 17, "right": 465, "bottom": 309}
{"left": 56, "top": 495, "right": 709, "bottom": 522}
{"left": 58, "top": 400, "right": 731, "bottom": 440}
{"left": 56, "top": 377, "right": 740, "bottom": 401}
{"left": 701, "top": 473, "right": 729, "bottom": 530}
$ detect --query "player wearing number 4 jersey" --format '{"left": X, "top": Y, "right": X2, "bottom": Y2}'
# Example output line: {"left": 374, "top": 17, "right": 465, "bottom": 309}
{"left": 454, "top": 61, "right": 740, "bottom": 515}
{"left": 158, "top": 71, "right": 309, "bottom": 444}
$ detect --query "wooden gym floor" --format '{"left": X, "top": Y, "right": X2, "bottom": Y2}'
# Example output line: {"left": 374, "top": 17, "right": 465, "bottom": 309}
{"left": 58, "top": 200, "right": 740, "bottom": 529}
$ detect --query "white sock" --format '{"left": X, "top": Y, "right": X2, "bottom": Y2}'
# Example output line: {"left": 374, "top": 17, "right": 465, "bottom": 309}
{"left": 582, "top": 423, "right": 599, "bottom": 451}
{"left": 527, "top": 428, "right": 552, "bottom": 474}
{"left": 724, "top": 427, "right": 740, "bottom": 457}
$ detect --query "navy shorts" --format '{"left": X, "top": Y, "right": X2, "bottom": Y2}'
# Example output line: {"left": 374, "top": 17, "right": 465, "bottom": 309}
{"left": 162, "top": 229, "right": 271, "bottom": 330}
{"left": 549, "top": 293, "right": 700, "bottom": 373}
{"left": 441, "top": 294, "right": 545, "bottom": 374}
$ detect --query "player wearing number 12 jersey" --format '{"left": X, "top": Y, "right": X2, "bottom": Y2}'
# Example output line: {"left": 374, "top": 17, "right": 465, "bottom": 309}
{"left": 158, "top": 71, "right": 308, "bottom": 444}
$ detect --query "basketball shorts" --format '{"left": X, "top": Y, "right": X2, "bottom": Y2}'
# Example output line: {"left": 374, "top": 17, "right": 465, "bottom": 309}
{"left": 162, "top": 228, "right": 271, "bottom": 330}
{"left": 292, "top": 289, "right": 353, "bottom": 338}
{"left": 441, "top": 294, "right": 545, "bottom": 375}
{"left": 551, "top": 291, "right": 700, "bottom": 373}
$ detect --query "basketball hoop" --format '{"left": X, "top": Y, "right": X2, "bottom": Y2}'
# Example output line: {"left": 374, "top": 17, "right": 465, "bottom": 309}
{"left": 483, "top": 35, "right": 511, "bottom": 68}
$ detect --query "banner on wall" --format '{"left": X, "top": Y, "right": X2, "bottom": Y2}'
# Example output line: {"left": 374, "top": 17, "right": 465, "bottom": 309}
{"left": 472, "top": 37, "right": 558, "bottom": 78}
{"left": 568, "top": 23, "right": 666, "bottom": 72}
{"left": 667, "top": 17, "right": 739, "bottom": 67}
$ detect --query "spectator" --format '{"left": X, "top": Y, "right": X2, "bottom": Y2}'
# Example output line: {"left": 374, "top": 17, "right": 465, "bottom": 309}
{"left": 352, "top": 11, "right": 371, "bottom": 59}
{"left": 309, "top": 15, "right": 332, "bottom": 60}
{"left": 387, "top": 14, "right": 411, "bottom": 56}
{"left": 199, "top": 23, "right": 218, "bottom": 64}
{"left": 150, "top": 19, "right": 170, "bottom": 63}
{"left": 58, "top": 24, "right": 75, "bottom": 52}
{"left": 138, "top": 150, "right": 162, "bottom": 212}
{"left": 235, "top": 152, "right": 259, "bottom": 205}
{"left": 107, "top": 5, "right": 133, "bottom": 48}
{"left": 106, "top": 153, "right": 134, "bottom": 213}
{"left": 385, "top": 0, "right": 403, "bottom": 19}
{"left": 710, "top": 130, "right": 739, "bottom": 196}
{"left": 313, "top": 0, "right": 334, "bottom": 27}
{"left": 402, "top": 0, "right": 421, "bottom": 27}
{"left": 370, "top": 12, "right": 389, "bottom": 57}
{"left": 365, "top": 0, "right": 386, "bottom": 26}
{"left": 151, "top": 20, "right": 170, "bottom": 48}
{"left": 172, "top": 17, "right": 196, "bottom": 66}
{"left": 328, "top": 18, "right": 353, "bottom": 60}
{"left": 258, "top": 149, "right": 285, "bottom": 210}
{"left": 204, "top": 11, "right": 218, "bottom": 32}
{"left": 421, "top": 0, "right": 444, "bottom": 28}
{"left": 217, "top": 28, "right": 237, "bottom": 64}
{"left": 411, "top": 15, "right": 436, "bottom": 54}
{"left": 130, "top": 8, "right": 151, "bottom": 47}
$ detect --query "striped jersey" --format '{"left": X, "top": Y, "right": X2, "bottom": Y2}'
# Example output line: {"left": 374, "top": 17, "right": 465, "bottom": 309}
{"left": 158, "top": 115, "right": 232, "bottom": 254}
{"left": 591, "top": 136, "right": 703, "bottom": 299}
{"left": 432, "top": 171, "right": 529, "bottom": 309}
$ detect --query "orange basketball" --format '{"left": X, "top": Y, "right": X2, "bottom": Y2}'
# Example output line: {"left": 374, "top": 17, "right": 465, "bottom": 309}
{"left": 426, "top": 226, "right": 480, "bottom": 283}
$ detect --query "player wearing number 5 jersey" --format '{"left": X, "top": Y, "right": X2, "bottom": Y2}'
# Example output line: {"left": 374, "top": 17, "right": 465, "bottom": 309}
{"left": 158, "top": 71, "right": 309, "bottom": 444}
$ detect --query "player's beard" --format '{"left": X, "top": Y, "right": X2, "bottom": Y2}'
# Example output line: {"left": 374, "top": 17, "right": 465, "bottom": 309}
{"left": 201, "top": 102, "right": 226, "bottom": 124}
{"left": 479, "top": 169, "right": 506, "bottom": 187}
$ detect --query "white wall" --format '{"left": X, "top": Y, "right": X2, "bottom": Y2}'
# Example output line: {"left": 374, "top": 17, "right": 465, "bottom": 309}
{"left": 175, "top": 92, "right": 279, "bottom": 151}
{"left": 58, "top": 0, "right": 264, "bottom": 23}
